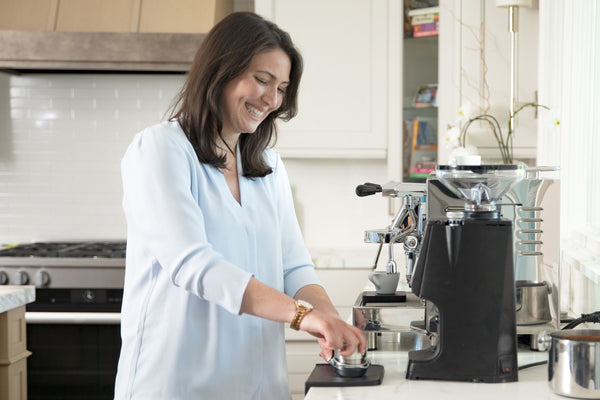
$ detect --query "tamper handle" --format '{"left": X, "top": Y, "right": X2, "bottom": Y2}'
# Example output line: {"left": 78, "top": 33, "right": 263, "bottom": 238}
{"left": 356, "top": 182, "right": 382, "bottom": 197}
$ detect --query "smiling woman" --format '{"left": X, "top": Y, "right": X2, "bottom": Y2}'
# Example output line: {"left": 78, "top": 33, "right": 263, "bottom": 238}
{"left": 168, "top": 12, "right": 303, "bottom": 179}
{"left": 115, "top": 12, "right": 365, "bottom": 400}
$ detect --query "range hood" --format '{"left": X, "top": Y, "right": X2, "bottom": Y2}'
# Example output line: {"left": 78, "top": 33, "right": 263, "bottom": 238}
{"left": 0, "top": 30, "right": 206, "bottom": 72}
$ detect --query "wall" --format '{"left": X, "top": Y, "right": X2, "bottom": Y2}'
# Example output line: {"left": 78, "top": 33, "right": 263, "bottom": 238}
{"left": 438, "top": 0, "right": 540, "bottom": 164}
{"left": 0, "top": 72, "right": 389, "bottom": 266}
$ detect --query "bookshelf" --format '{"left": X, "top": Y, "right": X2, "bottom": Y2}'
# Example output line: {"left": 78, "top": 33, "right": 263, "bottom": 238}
{"left": 402, "top": 4, "right": 439, "bottom": 182}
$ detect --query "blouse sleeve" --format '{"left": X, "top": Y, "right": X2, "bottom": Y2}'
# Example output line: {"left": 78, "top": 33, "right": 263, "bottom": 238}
{"left": 270, "top": 152, "right": 322, "bottom": 298}
{"left": 121, "top": 127, "right": 252, "bottom": 315}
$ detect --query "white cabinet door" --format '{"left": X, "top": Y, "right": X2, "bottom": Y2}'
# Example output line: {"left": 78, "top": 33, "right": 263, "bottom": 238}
{"left": 255, "top": 0, "right": 401, "bottom": 159}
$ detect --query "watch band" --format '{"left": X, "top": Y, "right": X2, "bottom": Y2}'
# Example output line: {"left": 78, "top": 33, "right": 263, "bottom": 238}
{"left": 290, "top": 300, "right": 313, "bottom": 330}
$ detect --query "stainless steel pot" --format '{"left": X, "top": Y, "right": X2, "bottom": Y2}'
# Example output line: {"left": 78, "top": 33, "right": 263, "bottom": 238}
{"left": 515, "top": 280, "right": 552, "bottom": 325}
{"left": 549, "top": 329, "right": 600, "bottom": 398}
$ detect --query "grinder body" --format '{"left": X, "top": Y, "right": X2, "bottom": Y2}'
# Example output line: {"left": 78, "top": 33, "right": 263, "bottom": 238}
{"left": 406, "top": 218, "right": 518, "bottom": 383}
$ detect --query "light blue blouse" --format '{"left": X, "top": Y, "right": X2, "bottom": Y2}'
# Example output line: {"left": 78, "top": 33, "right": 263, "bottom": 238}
{"left": 114, "top": 121, "right": 321, "bottom": 399}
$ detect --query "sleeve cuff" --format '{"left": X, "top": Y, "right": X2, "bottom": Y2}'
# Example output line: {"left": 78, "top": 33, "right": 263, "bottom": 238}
{"left": 200, "top": 260, "right": 253, "bottom": 315}
{"left": 284, "top": 265, "right": 322, "bottom": 298}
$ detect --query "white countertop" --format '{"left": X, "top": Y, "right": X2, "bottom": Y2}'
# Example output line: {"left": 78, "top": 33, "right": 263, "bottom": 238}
{"left": 0, "top": 285, "right": 35, "bottom": 313}
{"left": 305, "top": 347, "right": 565, "bottom": 400}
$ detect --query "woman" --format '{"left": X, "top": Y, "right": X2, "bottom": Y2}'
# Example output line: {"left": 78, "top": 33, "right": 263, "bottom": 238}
{"left": 115, "top": 12, "right": 366, "bottom": 399}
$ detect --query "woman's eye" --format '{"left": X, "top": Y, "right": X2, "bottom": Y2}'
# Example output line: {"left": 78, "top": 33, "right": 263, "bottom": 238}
{"left": 278, "top": 87, "right": 287, "bottom": 94}
{"left": 255, "top": 77, "right": 267, "bottom": 85}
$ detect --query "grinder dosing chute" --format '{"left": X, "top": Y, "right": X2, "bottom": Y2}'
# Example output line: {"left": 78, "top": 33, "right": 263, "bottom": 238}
{"left": 406, "top": 164, "right": 525, "bottom": 383}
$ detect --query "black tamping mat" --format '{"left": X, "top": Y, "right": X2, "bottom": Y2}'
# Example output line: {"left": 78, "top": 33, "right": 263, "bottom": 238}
{"left": 304, "top": 363, "right": 385, "bottom": 394}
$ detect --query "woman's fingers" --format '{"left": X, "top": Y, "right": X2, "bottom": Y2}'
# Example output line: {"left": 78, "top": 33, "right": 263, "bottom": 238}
{"left": 300, "top": 310, "right": 366, "bottom": 359}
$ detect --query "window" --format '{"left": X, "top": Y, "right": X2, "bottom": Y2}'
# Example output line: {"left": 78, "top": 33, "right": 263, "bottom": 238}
{"left": 538, "top": 0, "right": 600, "bottom": 314}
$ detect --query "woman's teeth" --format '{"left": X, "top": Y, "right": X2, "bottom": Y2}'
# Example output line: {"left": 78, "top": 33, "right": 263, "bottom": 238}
{"left": 246, "top": 104, "right": 265, "bottom": 119}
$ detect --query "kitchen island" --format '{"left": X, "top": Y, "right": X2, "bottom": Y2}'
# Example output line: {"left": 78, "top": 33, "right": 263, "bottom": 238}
{"left": 305, "top": 346, "right": 565, "bottom": 399}
{"left": 0, "top": 285, "right": 35, "bottom": 400}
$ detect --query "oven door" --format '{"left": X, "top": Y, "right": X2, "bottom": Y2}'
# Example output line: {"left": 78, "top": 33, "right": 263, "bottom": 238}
{"left": 26, "top": 289, "right": 122, "bottom": 400}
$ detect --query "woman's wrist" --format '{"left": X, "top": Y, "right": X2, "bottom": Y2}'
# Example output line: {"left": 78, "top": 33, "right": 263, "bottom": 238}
{"left": 290, "top": 300, "right": 313, "bottom": 330}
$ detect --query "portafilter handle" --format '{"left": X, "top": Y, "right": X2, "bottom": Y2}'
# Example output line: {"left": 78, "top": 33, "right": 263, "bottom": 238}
{"left": 355, "top": 183, "right": 382, "bottom": 197}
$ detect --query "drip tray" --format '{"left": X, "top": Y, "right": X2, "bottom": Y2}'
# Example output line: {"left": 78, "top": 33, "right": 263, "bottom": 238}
{"left": 305, "top": 364, "right": 385, "bottom": 394}
{"left": 360, "top": 291, "right": 407, "bottom": 304}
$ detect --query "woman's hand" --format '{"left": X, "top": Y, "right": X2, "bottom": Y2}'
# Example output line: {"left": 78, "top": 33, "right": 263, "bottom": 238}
{"left": 298, "top": 309, "right": 366, "bottom": 362}
{"left": 240, "top": 279, "right": 366, "bottom": 362}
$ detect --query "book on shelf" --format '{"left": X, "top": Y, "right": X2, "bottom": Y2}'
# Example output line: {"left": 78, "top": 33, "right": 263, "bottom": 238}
{"left": 409, "top": 117, "right": 437, "bottom": 146}
{"left": 411, "top": 160, "right": 436, "bottom": 178}
{"left": 408, "top": 117, "right": 438, "bottom": 179}
{"left": 408, "top": 6, "right": 439, "bottom": 37}
{"left": 413, "top": 84, "right": 437, "bottom": 108}
{"left": 413, "top": 22, "right": 439, "bottom": 37}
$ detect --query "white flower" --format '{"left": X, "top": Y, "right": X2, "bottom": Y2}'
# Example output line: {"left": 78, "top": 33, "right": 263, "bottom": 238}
{"left": 544, "top": 108, "right": 561, "bottom": 129}
{"left": 457, "top": 102, "right": 478, "bottom": 123}
{"left": 443, "top": 126, "right": 461, "bottom": 148}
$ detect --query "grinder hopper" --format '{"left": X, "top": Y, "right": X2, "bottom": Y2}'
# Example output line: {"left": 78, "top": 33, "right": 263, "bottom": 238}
{"left": 435, "top": 164, "right": 526, "bottom": 213}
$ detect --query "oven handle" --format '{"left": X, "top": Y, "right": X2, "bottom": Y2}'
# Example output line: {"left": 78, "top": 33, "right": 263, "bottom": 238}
{"left": 26, "top": 312, "right": 121, "bottom": 325}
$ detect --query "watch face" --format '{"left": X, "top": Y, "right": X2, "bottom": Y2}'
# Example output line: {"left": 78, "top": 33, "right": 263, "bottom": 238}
{"left": 298, "top": 300, "right": 313, "bottom": 309}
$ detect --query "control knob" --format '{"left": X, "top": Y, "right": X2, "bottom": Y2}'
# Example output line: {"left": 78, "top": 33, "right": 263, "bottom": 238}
{"left": 0, "top": 270, "right": 8, "bottom": 285}
{"left": 13, "top": 270, "right": 30, "bottom": 285}
{"left": 34, "top": 270, "right": 51, "bottom": 288}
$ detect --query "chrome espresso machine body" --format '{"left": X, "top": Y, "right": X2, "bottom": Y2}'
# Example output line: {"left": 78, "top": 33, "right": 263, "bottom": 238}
{"left": 353, "top": 182, "right": 429, "bottom": 351}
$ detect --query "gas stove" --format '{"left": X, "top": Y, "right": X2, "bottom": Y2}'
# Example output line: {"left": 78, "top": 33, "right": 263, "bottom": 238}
{"left": 0, "top": 241, "right": 126, "bottom": 288}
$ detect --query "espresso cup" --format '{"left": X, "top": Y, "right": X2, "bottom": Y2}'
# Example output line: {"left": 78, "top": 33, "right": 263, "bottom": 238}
{"left": 368, "top": 272, "right": 400, "bottom": 294}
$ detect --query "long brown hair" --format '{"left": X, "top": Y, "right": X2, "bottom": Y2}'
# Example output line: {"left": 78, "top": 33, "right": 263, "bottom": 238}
{"left": 168, "top": 12, "right": 303, "bottom": 178}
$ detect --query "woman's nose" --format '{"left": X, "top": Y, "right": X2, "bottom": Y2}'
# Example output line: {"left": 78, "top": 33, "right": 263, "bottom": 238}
{"left": 262, "top": 86, "right": 279, "bottom": 108}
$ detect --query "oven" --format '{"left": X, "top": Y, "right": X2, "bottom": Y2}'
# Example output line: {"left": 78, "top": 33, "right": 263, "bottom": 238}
{"left": 0, "top": 241, "right": 126, "bottom": 400}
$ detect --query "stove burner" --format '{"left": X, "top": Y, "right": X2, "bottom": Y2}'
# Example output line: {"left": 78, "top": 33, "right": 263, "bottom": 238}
{"left": 0, "top": 241, "right": 127, "bottom": 258}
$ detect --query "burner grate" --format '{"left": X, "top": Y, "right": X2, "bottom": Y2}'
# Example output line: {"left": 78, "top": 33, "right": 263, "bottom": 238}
{"left": 0, "top": 241, "right": 126, "bottom": 258}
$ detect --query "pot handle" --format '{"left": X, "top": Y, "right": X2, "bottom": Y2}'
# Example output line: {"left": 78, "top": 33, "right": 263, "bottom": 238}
{"left": 562, "top": 311, "right": 600, "bottom": 330}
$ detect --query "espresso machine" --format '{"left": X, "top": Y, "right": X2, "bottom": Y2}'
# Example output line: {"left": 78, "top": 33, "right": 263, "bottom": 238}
{"left": 352, "top": 182, "right": 429, "bottom": 351}
{"left": 406, "top": 164, "right": 524, "bottom": 383}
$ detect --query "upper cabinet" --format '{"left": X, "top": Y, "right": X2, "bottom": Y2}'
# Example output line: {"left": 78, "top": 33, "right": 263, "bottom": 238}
{"left": 0, "top": 0, "right": 234, "bottom": 71}
{"left": 255, "top": 0, "right": 402, "bottom": 159}
{"left": 0, "top": 0, "right": 233, "bottom": 33}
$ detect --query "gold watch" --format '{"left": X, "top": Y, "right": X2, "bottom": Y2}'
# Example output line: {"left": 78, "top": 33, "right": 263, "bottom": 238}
{"left": 290, "top": 300, "right": 313, "bottom": 330}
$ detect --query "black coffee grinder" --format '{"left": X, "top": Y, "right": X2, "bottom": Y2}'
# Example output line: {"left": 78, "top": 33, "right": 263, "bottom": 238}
{"left": 406, "top": 164, "right": 525, "bottom": 383}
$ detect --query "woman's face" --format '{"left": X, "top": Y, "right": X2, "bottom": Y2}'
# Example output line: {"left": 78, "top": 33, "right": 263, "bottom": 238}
{"left": 221, "top": 48, "right": 291, "bottom": 138}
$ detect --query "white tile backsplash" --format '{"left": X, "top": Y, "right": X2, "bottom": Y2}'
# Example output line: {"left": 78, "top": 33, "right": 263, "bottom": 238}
{"left": 0, "top": 72, "right": 185, "bottom": 243}
{"left": 0, "top": 71, "right": 390, "bottom": 268}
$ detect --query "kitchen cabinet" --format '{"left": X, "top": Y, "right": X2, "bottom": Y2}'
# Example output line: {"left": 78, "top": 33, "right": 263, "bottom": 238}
{"left": 0, "top": 0, "right": 57, "bottom": 31}
{"left": 0, "top": 0, "right": 233, "bottom": 33}
{"left": 254, "top": 0, "right": 402, "bottom": 159}
{"left": 0, "top": 0, "right": 234, "bottom": 71}
{"left": 0, "top": 287, "right": 35, "bottom": 400}
{"left": 55, "top": 0, "right": 139, "bottom": 32}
